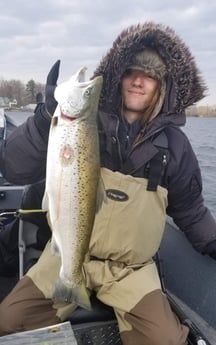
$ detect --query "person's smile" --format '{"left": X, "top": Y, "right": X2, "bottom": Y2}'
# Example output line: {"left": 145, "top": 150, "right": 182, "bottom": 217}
{"left": 127, "top": 89, "right": 145, "bottom": 95}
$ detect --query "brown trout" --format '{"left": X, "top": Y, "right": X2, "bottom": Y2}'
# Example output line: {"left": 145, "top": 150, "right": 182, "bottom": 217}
{"left": 42, "top": 67, "right": 103, "bottom": 309}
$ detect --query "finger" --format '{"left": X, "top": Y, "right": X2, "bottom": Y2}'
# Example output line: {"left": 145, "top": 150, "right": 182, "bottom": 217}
{"left": 46, "top": 60, "right": 60, "bottom": 86}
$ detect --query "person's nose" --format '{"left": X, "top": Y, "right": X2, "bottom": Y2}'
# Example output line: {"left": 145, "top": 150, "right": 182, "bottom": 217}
{"left": 132, "top": 75, "right": 144, "bottom": 87}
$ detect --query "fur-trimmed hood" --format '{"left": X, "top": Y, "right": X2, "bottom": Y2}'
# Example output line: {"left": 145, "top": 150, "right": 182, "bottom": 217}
{"left": 92, "top": 22, "right": 207, "bottom": 117}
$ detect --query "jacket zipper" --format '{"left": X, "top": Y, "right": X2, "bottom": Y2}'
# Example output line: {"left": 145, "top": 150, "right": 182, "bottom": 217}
{"left": 113, "top": 118, "right": 123, "bottom": 169}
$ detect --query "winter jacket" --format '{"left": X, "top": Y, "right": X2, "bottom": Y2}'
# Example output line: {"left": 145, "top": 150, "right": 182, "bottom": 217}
{"left": 0, "top": 22, "right": 216, "bottom": 253}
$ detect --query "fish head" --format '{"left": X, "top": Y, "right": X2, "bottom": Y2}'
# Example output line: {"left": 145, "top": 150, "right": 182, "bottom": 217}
{"left": 54, "top": 67, "right": 103, "bottom": 121}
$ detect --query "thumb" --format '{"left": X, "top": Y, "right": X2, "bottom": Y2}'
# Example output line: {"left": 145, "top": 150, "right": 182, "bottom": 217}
{"left": 46, "top": 60, "right": 60, "bottom": 86}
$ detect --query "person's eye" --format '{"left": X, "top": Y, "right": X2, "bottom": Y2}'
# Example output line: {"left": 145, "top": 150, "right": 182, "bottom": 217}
{"left": 123, "top": 69, "right": 133, "bottom": 78}
{"left": 146, "top": 74, "right": 154, "bottom": 80}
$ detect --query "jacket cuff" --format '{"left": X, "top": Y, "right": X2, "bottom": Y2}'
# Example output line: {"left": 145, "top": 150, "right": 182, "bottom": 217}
{"left": 203, "top": 239, "right": 216, "bottom": 259}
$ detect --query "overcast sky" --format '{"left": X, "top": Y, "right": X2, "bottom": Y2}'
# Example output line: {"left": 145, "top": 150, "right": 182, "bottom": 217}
{"left": 0, "top": 0, "right": 216, "bottom": 105}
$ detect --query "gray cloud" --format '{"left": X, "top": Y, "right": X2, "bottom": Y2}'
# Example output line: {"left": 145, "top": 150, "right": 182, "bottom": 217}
{"left": 0, "top": 0, "right": 215, "bottom": 105}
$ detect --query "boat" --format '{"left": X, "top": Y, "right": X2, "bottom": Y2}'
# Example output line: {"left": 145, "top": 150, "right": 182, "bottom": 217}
{"left": 0, "top": 109, "right": 215, "bottom": 344}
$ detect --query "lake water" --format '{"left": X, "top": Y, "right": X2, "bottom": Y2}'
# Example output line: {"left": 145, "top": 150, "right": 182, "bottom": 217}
{"left": 182, "top": 117, "right": 216, "bottom": 218}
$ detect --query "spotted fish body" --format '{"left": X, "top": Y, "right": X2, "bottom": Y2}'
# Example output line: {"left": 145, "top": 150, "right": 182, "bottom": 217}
{"left": 42, "top": 67, "right": 103, "bottom": 309}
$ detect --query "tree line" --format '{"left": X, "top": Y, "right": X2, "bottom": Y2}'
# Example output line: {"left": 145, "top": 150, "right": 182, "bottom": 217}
{"left": 1, "top": 77, "right": 216, "bottom": 116}
{"left": 0, "top": 78, "right": 44, "bottom": 107}
{"left": 186, "top": 105, "right": 216, "bottom": 117}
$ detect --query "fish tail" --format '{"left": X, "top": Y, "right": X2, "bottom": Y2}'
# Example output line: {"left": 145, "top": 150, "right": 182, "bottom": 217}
{"left": 52, "top": 277, "right": 91, "bottom": 310}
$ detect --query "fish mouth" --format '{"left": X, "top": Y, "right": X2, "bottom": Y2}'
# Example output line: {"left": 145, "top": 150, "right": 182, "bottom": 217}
{"left": 60, "top": 112, "right": 77, "bottom": 121}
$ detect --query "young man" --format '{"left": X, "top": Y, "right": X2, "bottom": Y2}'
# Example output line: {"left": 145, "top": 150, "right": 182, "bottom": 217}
{"left": 0, "top": 21, "right": 216, "bottom": 345}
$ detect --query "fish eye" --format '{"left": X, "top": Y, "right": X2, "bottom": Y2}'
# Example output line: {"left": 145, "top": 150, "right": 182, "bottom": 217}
{"left": 84, "top": 87, "right": 92, "bottom": 97}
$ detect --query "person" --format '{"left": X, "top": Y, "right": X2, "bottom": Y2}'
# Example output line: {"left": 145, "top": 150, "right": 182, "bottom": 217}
{"left": 0, "top": 21, "right": 216, "bottom": 345}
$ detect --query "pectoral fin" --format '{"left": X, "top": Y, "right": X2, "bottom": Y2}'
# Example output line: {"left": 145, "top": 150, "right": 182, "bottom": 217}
{"left": 42, "top": 191, "right": 49, "bottom": 211}
{"left": 96, "top": 176, "right": 107, "bottom": 213}
{"left": 51, "top": 235, "right": 60, "bottom": 256}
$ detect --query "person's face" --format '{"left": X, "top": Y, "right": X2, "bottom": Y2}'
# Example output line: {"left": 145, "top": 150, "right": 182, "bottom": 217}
{"left": 121, "top": 69, "right": 159, "bottom": 122}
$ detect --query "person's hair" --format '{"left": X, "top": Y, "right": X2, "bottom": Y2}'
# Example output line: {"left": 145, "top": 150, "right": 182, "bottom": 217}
{"left": 141, "top": 80, "right": 161, "bottom": 123}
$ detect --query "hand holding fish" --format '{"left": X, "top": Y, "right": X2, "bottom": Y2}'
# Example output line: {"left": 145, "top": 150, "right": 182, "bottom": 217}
{"left": 45, "top": 60, "right": 61, "bottom": 117}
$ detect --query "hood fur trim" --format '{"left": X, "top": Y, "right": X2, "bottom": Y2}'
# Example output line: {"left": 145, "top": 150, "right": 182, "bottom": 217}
{"left": 92, "top": 22, "right": 207, "bottom": 114}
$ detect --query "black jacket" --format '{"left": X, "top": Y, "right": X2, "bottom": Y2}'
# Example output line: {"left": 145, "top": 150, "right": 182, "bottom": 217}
{"left": 0, "top": 22, "right": 216, "bottom": 253}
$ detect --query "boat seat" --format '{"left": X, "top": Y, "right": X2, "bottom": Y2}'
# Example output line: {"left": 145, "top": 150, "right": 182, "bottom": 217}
{"left": 18, "top": 182, "right": 116, "bottom": 324}
{"left": 18, "top": 181, "right": 51, "bottom": 278}
{"left": 19, "top": 219, "right": 42, "bottom": 278}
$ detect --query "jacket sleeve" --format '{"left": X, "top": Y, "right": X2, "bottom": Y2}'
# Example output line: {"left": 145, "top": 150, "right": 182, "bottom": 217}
{"left": 166, "top": 128, "right": 216, "bottom": 253}
{"left": 0, "top": 105, "right": 50, "bottom": 185}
